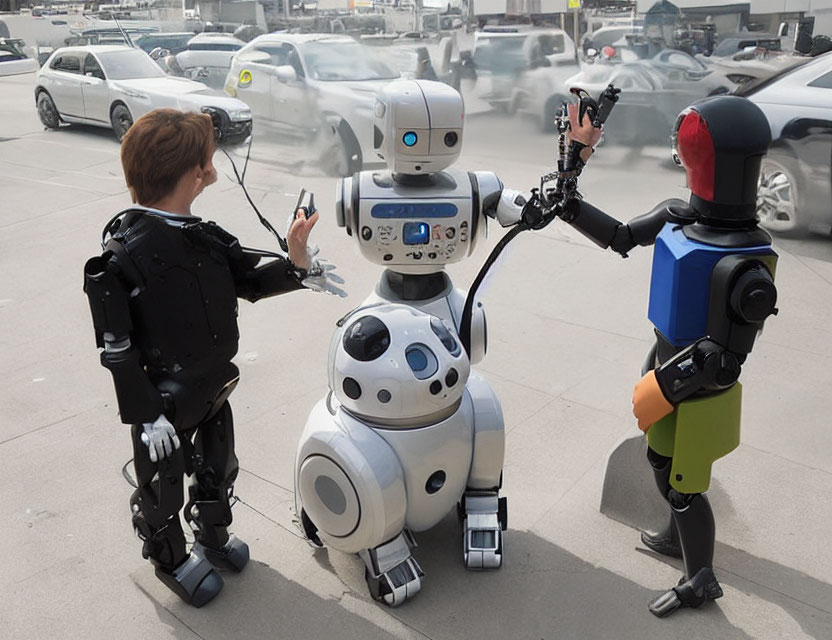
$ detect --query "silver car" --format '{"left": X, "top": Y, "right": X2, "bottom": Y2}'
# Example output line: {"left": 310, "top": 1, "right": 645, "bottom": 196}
{"left": 35, "top": 45, "right": 252, "bottom": 142}
{"left": 741, "top": 52, "right": 832, "bottom": 235}
{"left": 225, "top": 34, "right": 400, "bottom": 176}
{"left": 564, "top": 51, "right": 734, "bottom": 144}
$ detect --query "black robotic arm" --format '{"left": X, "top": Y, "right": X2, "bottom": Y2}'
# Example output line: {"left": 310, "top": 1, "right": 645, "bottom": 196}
{"left": 84, "top": 253, "right": 166, "bottom": 425}
{"left": 561, "top": 198, "right": 692, "bottom": 257}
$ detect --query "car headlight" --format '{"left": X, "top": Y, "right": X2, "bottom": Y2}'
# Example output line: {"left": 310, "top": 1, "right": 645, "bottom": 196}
{"left": 225, "top": 107, "right": 251, "bottom": 122}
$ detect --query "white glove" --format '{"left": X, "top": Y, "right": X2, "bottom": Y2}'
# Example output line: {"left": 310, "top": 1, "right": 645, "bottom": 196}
{"left": 140, "top": 414, "right": 181, "bottom": 463}
{"left": 302, "top": 245, "right": 347, "bottom": 298}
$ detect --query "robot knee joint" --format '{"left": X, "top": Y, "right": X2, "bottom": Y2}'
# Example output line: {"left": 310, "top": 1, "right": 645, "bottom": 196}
{"left": 668, "top": 488, "right": 697, "bottom": 511}
{"left": 647, "top": 446, "right": 672, "bottom": 472}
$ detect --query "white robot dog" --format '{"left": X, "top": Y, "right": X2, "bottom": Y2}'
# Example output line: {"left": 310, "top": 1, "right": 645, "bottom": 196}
{"left": 294, "top": 80, "right": 529, "bottom": 606}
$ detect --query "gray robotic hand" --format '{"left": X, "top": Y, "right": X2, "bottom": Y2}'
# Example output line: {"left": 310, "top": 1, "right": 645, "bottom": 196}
{"left": 141, "top": 414, "right": 180, "bottom": 463}
{"left": 303, "top": 244, "right": 347, "bottom": 298}
{"left": 285, "top": 209, "right": 347, "bottom": 298}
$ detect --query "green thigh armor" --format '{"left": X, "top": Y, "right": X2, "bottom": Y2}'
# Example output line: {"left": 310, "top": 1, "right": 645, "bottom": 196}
{"left": 647, "top": 383, "right": 742, "bottom": 494}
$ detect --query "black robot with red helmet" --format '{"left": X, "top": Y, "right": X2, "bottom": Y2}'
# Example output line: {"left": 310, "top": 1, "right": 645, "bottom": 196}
{"left": 557, "top": 95, "right": 779, "bottom": 617}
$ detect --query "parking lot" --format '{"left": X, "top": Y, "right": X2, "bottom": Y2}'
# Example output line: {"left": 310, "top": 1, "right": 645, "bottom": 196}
{"left": 2, "top": 69, "right": 832, "bottom": 639}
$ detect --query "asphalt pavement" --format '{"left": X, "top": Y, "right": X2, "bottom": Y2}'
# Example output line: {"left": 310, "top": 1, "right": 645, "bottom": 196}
{"left": 1, "top": 71, "right": 831, "bottom": 640}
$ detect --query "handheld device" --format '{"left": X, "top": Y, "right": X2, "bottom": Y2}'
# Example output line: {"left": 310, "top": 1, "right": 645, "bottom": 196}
{"left": 295, "top": 189, "right": 316, "bottom": 219}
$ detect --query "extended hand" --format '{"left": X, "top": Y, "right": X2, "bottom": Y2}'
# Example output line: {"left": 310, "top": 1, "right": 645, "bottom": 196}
{"left": 632, "top": 370, "right": 674, "bottom": 433}
{"left": 141, "top": 414, "right": 180, "bottom": 463}
{"left": 287, "top": 209, "right": 319, "bottom": 271}
{"left": 567, "top": 102, "right": 603, "bottom": 164}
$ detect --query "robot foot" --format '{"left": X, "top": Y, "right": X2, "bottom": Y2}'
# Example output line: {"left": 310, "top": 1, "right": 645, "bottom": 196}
{"left": 155, "top": 546, "right": 224, "bottom": 608}
{"left": 195, "top": 534, "right": 250, "bottom": 572}
{"left": 640, "top": 521, "right": 682, "bottom": 559}
{"left": 648, "top": 568, "right": 724, "bottom": 618}
{"left": 359, "top": 531, "right": 424, "bottom": 607}
{"left": 462, "top": 492, "right": 506, "bottom": 570}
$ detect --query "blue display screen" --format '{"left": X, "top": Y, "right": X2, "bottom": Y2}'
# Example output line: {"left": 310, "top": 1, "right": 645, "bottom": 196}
{"left": 371, "top": 202, "right": 458, "bottom": 219}
{"left": 403, "top": 222, "right": 430, "bottom": 245}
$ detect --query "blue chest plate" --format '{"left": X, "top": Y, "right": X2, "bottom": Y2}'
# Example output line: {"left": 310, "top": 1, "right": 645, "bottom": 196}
{"left": 647, "top": 224, "right": 773, "bottom": 347}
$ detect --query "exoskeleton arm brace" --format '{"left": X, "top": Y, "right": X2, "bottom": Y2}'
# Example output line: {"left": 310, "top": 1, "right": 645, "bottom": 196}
{"left": 560, "top": 198, "right": 690, "bottom": 257}
{"left": 233, "top": 250, "right": 307, "bottom": 303}
{"left": 83, "top": 253, "right": 165, "bottom": 425}
{"left": 183, "top": 220, "right": 306, "bottom": 303}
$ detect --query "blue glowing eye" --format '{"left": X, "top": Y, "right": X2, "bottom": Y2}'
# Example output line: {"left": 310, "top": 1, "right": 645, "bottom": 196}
{"left": 403, "top": 131, "right": 418, "bottom": 147}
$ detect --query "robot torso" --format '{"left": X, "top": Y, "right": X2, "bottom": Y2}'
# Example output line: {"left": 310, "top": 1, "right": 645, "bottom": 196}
{"left": 647, "top": 223, "right": 777, "bottom": 350}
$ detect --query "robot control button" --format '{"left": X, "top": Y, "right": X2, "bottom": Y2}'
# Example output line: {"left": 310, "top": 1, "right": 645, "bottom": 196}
{"left": 412, "top": 252, "right": 422, "bottom": 260}
{"left": 445, "top": 227, "right": 455, "bottom": 239}
{"left": 383, "top": 254, "right": 393, "bottom": 261}
{"left": 361, "top": 226, "right": 373, "bottom": 240}
{"left": 428, "top": 252, "right": 437, "bottom": 260}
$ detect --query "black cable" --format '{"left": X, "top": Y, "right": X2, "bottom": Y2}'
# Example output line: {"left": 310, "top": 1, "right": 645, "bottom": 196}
{"left": 220, "top": 136, "right": 290, "bottom": 253}
{"left": 122, "top": 458, "right": 138, "bottom": 488}
{"left": 459, "top": 223, "right": 528, "bottom": 358}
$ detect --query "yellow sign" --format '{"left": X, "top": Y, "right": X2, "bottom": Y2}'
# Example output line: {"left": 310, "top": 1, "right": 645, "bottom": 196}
{"left": 239, "top": 69, "right": 252, "bottom": 87}
{"left": 568, "top": 0, "right": 580, "bottom": 8}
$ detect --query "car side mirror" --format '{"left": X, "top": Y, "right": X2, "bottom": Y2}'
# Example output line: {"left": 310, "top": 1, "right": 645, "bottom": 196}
{"left": 275, "top": 64, "right": 298, "bottom": 83}
{"left": 778, "top": 22, "right": 789, "bottom": 37}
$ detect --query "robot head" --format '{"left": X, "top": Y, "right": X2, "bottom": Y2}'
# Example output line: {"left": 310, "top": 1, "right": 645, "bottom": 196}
{"left": 330, "top": 304, "right": 470, "bottom": 424}
{"left": 374, "top": 79, "right": 464, "bottom": 175}
{"left": 671, "top": 95, "right": 771, "bottom": 226}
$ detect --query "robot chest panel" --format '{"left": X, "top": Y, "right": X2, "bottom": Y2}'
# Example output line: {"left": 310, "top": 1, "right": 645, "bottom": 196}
{"left": 646, "top": 225, "right": 769, "bottom": 347}
{"left": 129, "top": 239, "right": 240, "bottom": 368}
{"left": 356, "top": 171, "right": 475, "bottom": 269}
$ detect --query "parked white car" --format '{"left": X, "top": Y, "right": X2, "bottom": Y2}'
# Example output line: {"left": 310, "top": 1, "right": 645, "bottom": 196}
{"left": 225, "top": 33, "right": 401, "bottom": 176}
{"left": 35, "top": 45, "right": 252, "bottom": 141}
{"left": 0, "top": 38, "right": 39, "bottom": 76}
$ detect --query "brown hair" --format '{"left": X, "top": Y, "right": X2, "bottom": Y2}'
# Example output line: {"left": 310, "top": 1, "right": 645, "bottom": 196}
{"left": 120, "top": 109, "right": 215, "bottom": 205}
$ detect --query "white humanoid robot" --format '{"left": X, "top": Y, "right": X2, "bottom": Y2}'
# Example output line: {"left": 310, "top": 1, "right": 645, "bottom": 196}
{"left": 294, "top": 80, "right": 529, "bottom": 606}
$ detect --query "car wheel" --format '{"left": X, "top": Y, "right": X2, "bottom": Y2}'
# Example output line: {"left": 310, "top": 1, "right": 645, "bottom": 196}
{"left": 757, "top": 155, "right": 802, "bottom": 234}
{"left": 321, "top": 117, "right": 361, "bottom": 178}
{"left": 37, "top": 91, "right": 61, "bottom": 129}
{"left": 110, "top": 104, "right": 134, "bottom": 142}
{"left": 541, "top": 95, "right": 565, "bottom": 133}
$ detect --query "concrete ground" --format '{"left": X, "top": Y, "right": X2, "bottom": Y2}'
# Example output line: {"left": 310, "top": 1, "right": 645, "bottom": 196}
{"left": 1, "top": 71, "right": 831, "bottom": 640}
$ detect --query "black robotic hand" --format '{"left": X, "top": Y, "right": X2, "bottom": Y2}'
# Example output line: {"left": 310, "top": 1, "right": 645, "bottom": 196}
{"left": 571, "top": 84, "right": 621, "bottom": 129}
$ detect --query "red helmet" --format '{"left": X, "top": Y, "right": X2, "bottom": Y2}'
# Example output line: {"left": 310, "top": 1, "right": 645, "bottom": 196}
{"left": 671, "top": 96, "right": 771, "bottom": 226}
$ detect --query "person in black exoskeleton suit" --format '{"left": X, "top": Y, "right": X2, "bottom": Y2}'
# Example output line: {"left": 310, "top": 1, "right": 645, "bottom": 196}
{"left": 83, "top": 109, "right": 344, "bottom": 607}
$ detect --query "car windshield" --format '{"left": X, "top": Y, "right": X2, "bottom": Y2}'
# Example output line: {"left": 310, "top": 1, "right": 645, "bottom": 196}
{"left": 474, "top": 35, "right": 527, "bottom": 73}
{"left": 188, "top": 42, "right": 242, "bottom": 51}
{"left": 96, "top": 49, "right": 166, "bottom": 80}
{"left": 0, "top": 41, "right": 26, "bottom": 60}
{"left": 386, "top": 47, "right": 420, "bottom": 75}
{"left": 734, "top": 54, "right": 817, "bottom": 96}
{"left": 300, "top": 41, "right": 398, "bottom": 81}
